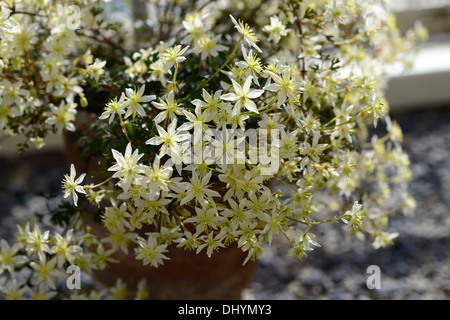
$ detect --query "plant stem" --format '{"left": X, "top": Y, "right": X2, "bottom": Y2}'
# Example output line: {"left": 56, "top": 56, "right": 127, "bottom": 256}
{"left": 287, "top": 213, "right": 351, "bottom": 226}
{"left": 118, "top": 113, "right": 132, "bottom": 144}
{"left": 203, "top": 35, "right": 244, "bottom": 87}
{"left": 84, "top": 176, "right": 114, "bottom": 190}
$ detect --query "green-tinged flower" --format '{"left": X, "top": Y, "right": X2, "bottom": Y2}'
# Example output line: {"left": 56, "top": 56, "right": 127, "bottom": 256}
{"left": 101, "top": 200, "right": 132, "bottom": 232}
{"left": 146, "top": 119, "right": 189, "bottom": 158}
{"left": 0, "top": 279, "right": 29, "bottom": 300}
{"left": 134, "top": 236, "right": 170, "bottom": 268}
{"left": 262, "top": 15, "right": 290, "bottom": 44}
{"left": 180, "top": 171, "right": 221, "bottom": 205}
{"left": 134, "top": 279, "right": 149, "bottom": 300}
{"left": 108, "top": 143, "right": 145, "bottom": 193}
{"left": 152, "top": 91, "right": 184, "bottom": 124}
{"left": 94, "top": 243, "right": 119, "bottom": 270}
{"left": 236, "top": 46, "right": 263, "bottom": 85}
{"left": 30, "top": 257, "right": 64, "bottom": 290}
{"left": 46, "top": 97, "right": 77, "bottom": 132}
{"left": 184, "top": 203, "right": 225, "bottom": 234}
{"left": 341, "top": 201, "right": 366, "bottom": 231}
{"left": 373, "top": 231, "right": 399, "bottom": 249}
{"left": 30, "top": 284, "right": 58, "bottom": 300}
{"left": 51, "top": 229, "right": 83, "bottom": 267}
{"left": 25, "top": 225, "right": 51, "bottom": 262}
{"left": 288, "top": 231, "right": 321, "bottom": 260}
{"left": 109, "top": 278, "right": 129, "bottom": 300}
{"left": 103, "top": 230, "right": 137, "bottom": 255}
{"left": 182, "top": 13, "right": 210, "bottom": 44}
{"left": 195, "top": 34, "right": 228, "bottom": 60}
{"left": 99, "top": 94, "right": 127, "bottom": 124}
{"left": 0, "top": 239, "right": 28, "bottom": 275}
{"left": 123, "top": 85, "right": 156, "bottom": 120}
{"left": 195, "top": 232, "right": 225, "bottom": 257}
{"left": 264, "top": 70, "right": 302, "bottom": 107}
{"left": 86, "top": 59, "right": 106, "bottom": 82}
{"left": 161, "top": 45, "right": 190, "bottom": 70}
{"left": 220, "top": 76, "right": 264, "bottom": 114}
{"left": 229, "top": 14, "right": 262, "bottom": 53}
{"left": 62, "top": 164, "right": 86, "bottom": 207}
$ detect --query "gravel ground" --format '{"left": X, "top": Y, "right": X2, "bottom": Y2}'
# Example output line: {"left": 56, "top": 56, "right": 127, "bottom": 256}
{"left": 0, "top": 105, "right": 449, "bottom": 300}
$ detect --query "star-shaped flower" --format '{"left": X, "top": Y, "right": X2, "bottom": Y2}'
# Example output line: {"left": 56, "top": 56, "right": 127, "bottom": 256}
{"left": 62, "top": 164, "right": 86, "bottom": 207}
{"left": 220, "top": 76, "right": 264, "bottom": 114}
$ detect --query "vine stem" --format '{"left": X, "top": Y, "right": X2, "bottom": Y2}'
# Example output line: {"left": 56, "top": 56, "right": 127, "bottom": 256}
{"left": 83, "top": 176, "right": 114, "bottom": 190}
{"left": 287, "top": 213, "right": 351, "bottom": 226}
{"left": 118, "top": 113, "right": 133, "bottom": 144}
{"left": 202, "top": 35, "right": 244, "bottom": 87}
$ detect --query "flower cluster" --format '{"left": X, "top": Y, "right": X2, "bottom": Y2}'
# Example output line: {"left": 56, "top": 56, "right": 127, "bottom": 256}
{"left": 0, "top": 0, "right": 426, "bottom": 299}
{"left": 0, "top": 221, "right": 154, "bottom": 299}
{"left": 0, "top": 0, "right": 124, "bottom": 153}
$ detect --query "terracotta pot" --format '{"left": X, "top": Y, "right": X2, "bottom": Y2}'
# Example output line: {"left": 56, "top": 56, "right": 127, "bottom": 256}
{"left": 89, "top": 215, "right": 257, "bottom": 299}
{"left": 64, "top": 111, "right": 257, "bottom": 299}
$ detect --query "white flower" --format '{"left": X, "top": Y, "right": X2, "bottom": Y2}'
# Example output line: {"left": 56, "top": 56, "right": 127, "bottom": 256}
{"left": 25, "top": 225, "right": 51, "bottom": 262}
{"left": 196, "top": 232, "right": 226, "bottom": 258}
{"left": 236, "top": 45, "right": 263, "bottom": 85}
{"left": 99, "top": 93, "right": 127, "bottom": 124}
{"left": 161, "top": 45, "right": 190, "bottom": 70}
{"left": 229, "top": 14, "right": 262, "bottom": 53}
{"left": 262, "top": 15, "right": 290, "bottom": 43}
{"left": 178, "top": 102, "right": 212, "bottom": 136}
{"left": 184, "top": 202, "right": 225, "bottom": 235}
{"left": 146, "top": 119, "right": 189, "bottom": 158}
{"left": 0, "top": 104, "right": 22, "bottom": 130}
{"left": 301, "top": 131, "right": 328, "bottom": 163}
{"left": 180, "top": 171, "right": 221, "bottom": 205}
{"left": 108, "top": 143, "right": 145, "bottom": 192}
{"left": 194, "top": 34, "right": 228, "bottom": 60}
{"left": 152, "top": 91, "right": 185, "bottom": 124}
{"left": 62, "top": 164, "right": 86, "bottom": 207}
{"left": 191, "top": 89, "right": 227, "bottom": 120}
{"left": 0, "top": 239, "right": 27, "bottom": 275}
{"left": 0, "top": 79, "right": 29, "bottom": 106}
{"left": 373, "top": 232, "right": 399, "bottom": 249}
{"left": 134, "top": 236, "right": 170, "bottom": 268}
{"left": 205, "top": 126, "right": 245, "bottom": 165}
{"left": 148, "top": 60, "right": 169, "bottom": 87}
{"left": 325, "top": 0, "right": 350, "bottom": 26}
{"left": 30, "top": 257, "right": 64, "bottom": 290}
{"left": 182, "top": 13, "right": 210, "bottom": 44}
{"left": 330, "top": 101, "right": 355, "bottom": 143}
{"left": 46, "top": 96, "right": 77, "bottom": 132}
{"left": 220, "top": 76, "right": 264, "bottom": 113}
{"left": 87, "top": 59, "right": 106, "bottom": 82}
{"left": 123, "top": 85, "right": 156, "bottom": 120}
{"left": 138, "top": 155, "right": 174, "bottom": 199}
{"left": 51, "top": 229, "right": 82, "bottom": 267}
{"left": 264, "top": 71, "right": 301, "bottom": 107}
{"left": 341, "top": 201, "right": 365, "bottom": 231}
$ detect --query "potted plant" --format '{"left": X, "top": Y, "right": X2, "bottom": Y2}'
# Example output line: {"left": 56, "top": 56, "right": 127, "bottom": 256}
{"left": 0, "top": 0, "right": 426, "bottom": 300}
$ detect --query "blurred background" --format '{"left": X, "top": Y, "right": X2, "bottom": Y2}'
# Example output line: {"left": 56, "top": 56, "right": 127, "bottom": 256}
{"left": 0, "top": 0, "right": 449, "bottom": 299}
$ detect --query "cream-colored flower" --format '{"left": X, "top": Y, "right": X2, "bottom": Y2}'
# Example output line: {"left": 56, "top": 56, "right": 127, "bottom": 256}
{"left": 123, "top": 85, "right": 156, "bottom": 120}
{"left": 134, "top": 236, "right": 170, "bottom": 268}
{"left": 62, "top": 164, "right": 86, "bottom": 207}
{"left": 220, "top": 76, "right": 264, "bottom": 113}
{"left": 229, "top": 14, "right": 262, "bottom": 53}
{"left": 262, "top": 15, "right": 290, "bottom": 43}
